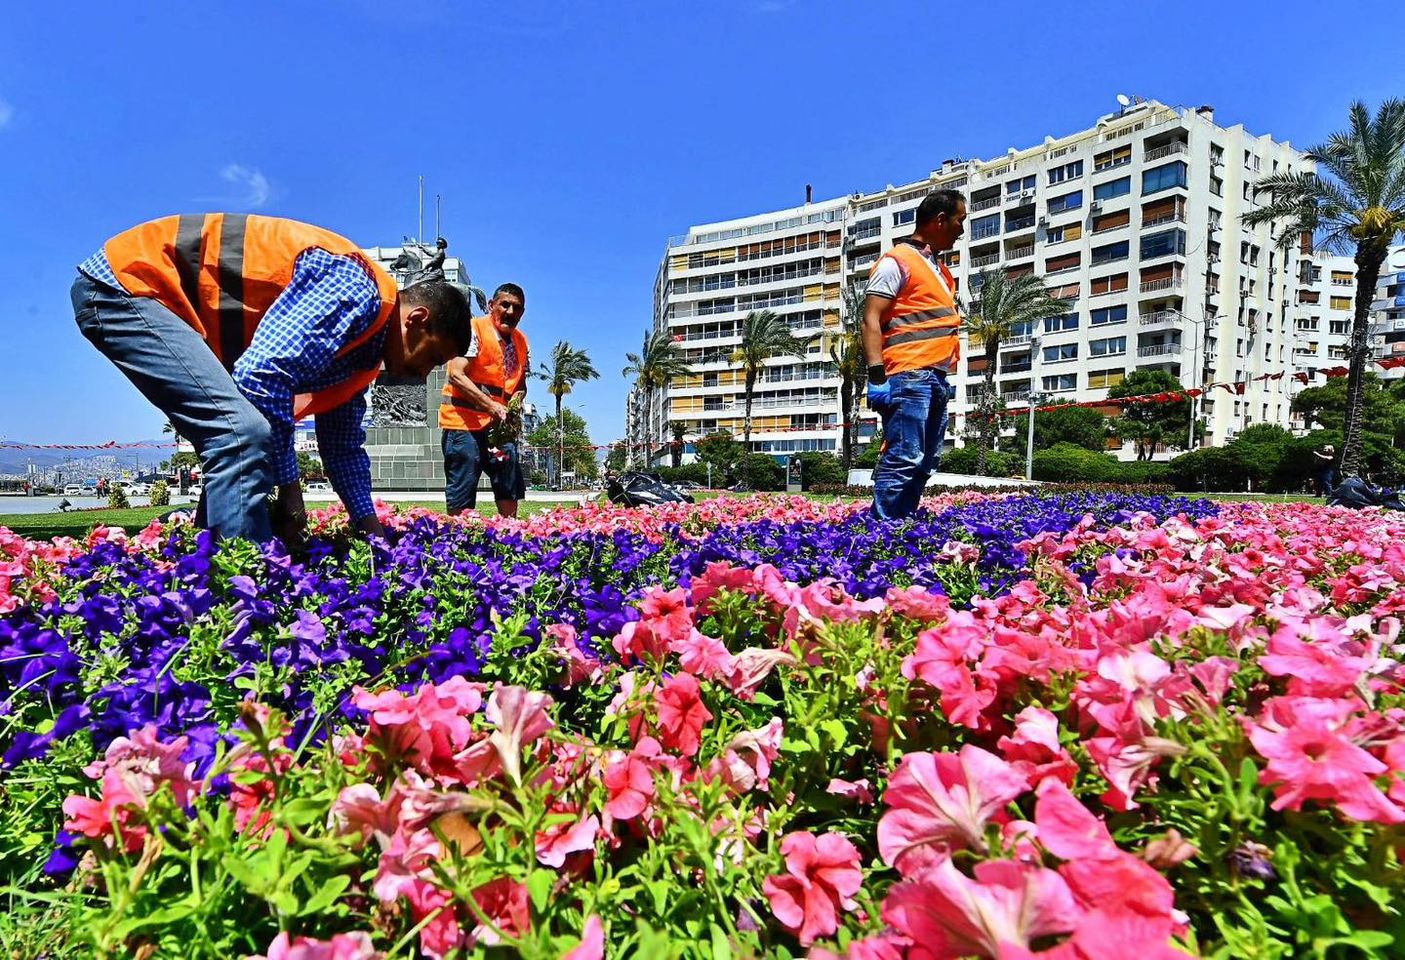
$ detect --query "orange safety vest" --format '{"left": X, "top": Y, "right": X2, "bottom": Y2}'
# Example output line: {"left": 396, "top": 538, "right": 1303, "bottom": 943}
{"left": 869, "top": 240, "right": 962, "bottom": 376}
{"left": 104, "top": 213, "right": 400, "bottom": 419}
{"left": 438, "top": 314, "right": 529, "bottom": 432}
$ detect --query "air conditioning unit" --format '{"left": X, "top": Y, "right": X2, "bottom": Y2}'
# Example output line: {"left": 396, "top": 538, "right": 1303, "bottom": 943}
{"left": 1089, "top": 201, "right": 1102, "bottom": 213}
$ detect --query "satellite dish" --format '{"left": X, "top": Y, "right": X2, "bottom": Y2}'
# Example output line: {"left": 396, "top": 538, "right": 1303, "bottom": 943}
{"left": 1116, "top": 94, "right": 1132, "bottom": 108}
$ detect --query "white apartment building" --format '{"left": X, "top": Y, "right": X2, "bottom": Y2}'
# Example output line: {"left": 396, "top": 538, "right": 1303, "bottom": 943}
{"left": 635, "top": 100, "right": 1392, "bottom": 462}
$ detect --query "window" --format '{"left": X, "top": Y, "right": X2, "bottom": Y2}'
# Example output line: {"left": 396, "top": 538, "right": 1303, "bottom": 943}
{"left": 1043, "top": 343, "right": 1078, "bottom": 363}
{"left": 1006, "top": 211, "right": 1037, "bottom": 232}
{"left": 1044, "top": 313, "right": 1079, "bottom": 332}
{"left": 1330, "top": 319, "right": 1349, "bottom": 335}
{"left": 1043, "top": 373, "right": 1077, "bottom": 392}
{"left": 1089, "top": 336, "right": 1127, "bottom": 357}
{"left": 1094, "top": 145, "right": 1132, "bottom": 171}
{"left": 1210, "top": 176, "right": 1223, "bottom": 197}
{"left": 1006, "top": 174, "right": 1036, "bottom": 196}
{"left": 1093, "top": 210, "right": 1130, "bottom": 233}
{"left": 1088, "top": 368, "right": 1126, "bottom": 390}
{"left": 1094, "top": 177, "right": 1131, "bottom": 201}
{"left": 1048, "top": 160, "right": 1084, "bottom": 184}
{"left": 1092, "top": 240, "right": 1130, "bottom": 265}
{"left": 1331, "top": 296, "right": 1352, "bottom": 310}
{"left": 971, "top": 214, "right": 1000, "bottom": 240}
{"left": 1045, "top": 252, "right": 1081, "bottom": 274}
{"left": 1090, "top": 273, "right": 1128, "bottom": 296}
{"left": 1045, "top": 223, "right": 1082, "bottom": 244}
{"left": 892, "top": 208, "right": 915, "bottom": 227}
{"left": 1091, "top": 305, "right": 1128, "bottom": 326}
{"left": 1295, "top": 318, "right": 1319, "bottom": 331}
{"left": 1140, "top": 229, "right": 1186, "bottom": 260}
{"left": 1331, "top": 270, "right": 1353, "bottom": 285}
{"left": 1142, "top": 161, "right": 1188, "bottom": 195}
{"left": 1048, "top": 190, "right": 1082, "bottom": 214}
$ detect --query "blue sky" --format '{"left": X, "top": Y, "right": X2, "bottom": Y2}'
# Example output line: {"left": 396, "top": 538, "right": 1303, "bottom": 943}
{"left": 0, "top": 0, "right": 1400, "bottom": 448}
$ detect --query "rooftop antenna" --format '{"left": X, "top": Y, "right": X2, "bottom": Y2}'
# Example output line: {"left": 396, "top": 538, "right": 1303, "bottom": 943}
{"left": 436, "top": 194, "right": 442, "bottom": 239}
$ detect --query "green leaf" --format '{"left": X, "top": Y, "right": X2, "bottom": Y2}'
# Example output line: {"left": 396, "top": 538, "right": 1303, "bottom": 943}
{"left": 820, "top": 719, "right": 849, "bottom": 750}
{"left": 709, "top": 922, "right": 733, "bottom": 960}
{"left": 299, "top": 875, "right": 351, "bottom": 916}
{"left": 528, "top": 869, "right": 556, "bottom": 914}
{"left": 1237, "top": 757, "right": 1258, "bottom": 808}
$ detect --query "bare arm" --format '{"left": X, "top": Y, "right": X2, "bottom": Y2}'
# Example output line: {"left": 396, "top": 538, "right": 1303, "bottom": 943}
{"left": 862, "top": 294, "right": 890, "bottom": 373}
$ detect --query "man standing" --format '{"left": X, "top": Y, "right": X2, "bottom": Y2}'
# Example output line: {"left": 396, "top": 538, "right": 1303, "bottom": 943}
{"left": 72, "top": 213, "right": 472, "bottom": 544}
{"left": 861, "top": 190, "right": 967, "bottom": 519}
{"left": 438, "top": 284, "right": 530, "bottom": 517}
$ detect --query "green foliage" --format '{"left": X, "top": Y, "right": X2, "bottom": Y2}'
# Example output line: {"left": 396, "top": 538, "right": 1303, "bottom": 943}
{"left": 106, "top": 486, "right": 130, "bottom": 510}
{"left": 1031, "top": 443, "right": 1120, "bottom": 483}
{"left": 694, "top": 431, "right": 745, "bottom": 478}
{"left": 737, "top": 453, "right": 784, "bottom": 491}
{"left": 148, "top": 480, "right": 170, "bottom": 508}
{"left": 169, "top": 451, "right": 200, "bottom": 472}
{"left": 1107, "top": 369, "right": 1193, "bottom": 460}
{"left": 654, "top": 463, "right": 710, "bottom": 486}
{"left": 794, "top": 452, "right": 846, "bottom": 490}
{"left": 295, "top": 452, "right": 323, "bottom": 480}
{"left": 940, "top": 445, "right": 1023, "bottom": 478}
{"left": 526, "top": 408, "right": 599, "bottom": 482}
{"left": 604, "top": 441, "right": 629, "bottom": 473}
{"left": 1003, "top": 403, "right": 1111, "bottom": 454}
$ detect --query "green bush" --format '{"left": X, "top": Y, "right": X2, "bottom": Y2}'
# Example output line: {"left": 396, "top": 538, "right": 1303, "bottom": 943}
{"left": 940, "top": 445, "right": 1024, "bottom": 478}
{"left": 795, "top": 453, "right": 846, "bottom": 490}
{"left": 1031, "top": 443, "right": 1120, "bottom": 483}
{"left": 737, "top": 453, "right": 785, "bottom": 491}
{"left": 148, "top": 480, "right": 170, "bottom": 507}
{"left": 655, "top": 464, "right": 711, "bottom": 486}
{"left": 107, "top": 486, "right": 130, "bottom": 510}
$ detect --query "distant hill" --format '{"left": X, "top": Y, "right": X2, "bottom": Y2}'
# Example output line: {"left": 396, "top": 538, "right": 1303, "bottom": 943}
{"left": 0, "top": 440, "right": 173, "bottom": 478}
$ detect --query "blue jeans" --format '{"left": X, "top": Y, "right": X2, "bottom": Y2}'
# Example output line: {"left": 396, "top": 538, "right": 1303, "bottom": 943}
{"left": 873, "top": 368, "right": 951, "bottom": 520}
{"left": 71, "top": 273, "right": 274, "bottom": 541}
{"left": 442, "top": 429, "right": 525, "bottom": 512}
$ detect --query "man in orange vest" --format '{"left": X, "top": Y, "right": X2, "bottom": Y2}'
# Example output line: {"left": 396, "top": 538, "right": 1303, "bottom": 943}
{"left": 438, "top": 284, "right": 530, "bottom": 517}
{"left": 862, "top": 190, "right": 967, "bottom": 519}
{"left": 71, "top": 213, "right": 472, "bottom": 544}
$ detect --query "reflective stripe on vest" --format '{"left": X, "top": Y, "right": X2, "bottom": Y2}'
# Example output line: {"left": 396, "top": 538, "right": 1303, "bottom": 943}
{"left": 438, "top": 315, "right": 528, "bottom": 431}
{"left": 103, "top": 214, "right": 401, "bottom": 416}
{"left": 870, "top": 242, "right": 962, "bottom": 376}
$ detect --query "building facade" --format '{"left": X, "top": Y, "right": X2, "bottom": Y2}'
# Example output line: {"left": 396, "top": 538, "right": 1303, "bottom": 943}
{"left": 635, "top": 100, "right": 1394, "bottom": 463}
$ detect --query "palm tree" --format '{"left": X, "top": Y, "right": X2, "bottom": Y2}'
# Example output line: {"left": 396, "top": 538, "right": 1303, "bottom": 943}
{"left": 1243, "top": 99, "right": 1405, "bottom": 478}
{"left": 623, "top": 329, "right": 695, "bottom": 468}
{"left": 964, "top": 269, "right": 1069, "bottom": 474}
{"left": 536, "top": 341, "right": 600, "bottom": 488}
{"left": 732, "top": 310, "right": 813, "bottom": 451}
{"left": 832, "top": 283, "right": 869, "bottom": 471}
{"left": 669, "top": 420, "right": 688, "bottom": 468}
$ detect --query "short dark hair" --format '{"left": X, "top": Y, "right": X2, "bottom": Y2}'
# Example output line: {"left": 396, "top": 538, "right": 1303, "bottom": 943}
{"left": 914, "top": 189, "right": 966, "bottom": 228}
{"left": 400, "top": 281, "right": 473, "bottom": 353}
{"left": 493, "top": 282, "right": 526, "bottom": 303}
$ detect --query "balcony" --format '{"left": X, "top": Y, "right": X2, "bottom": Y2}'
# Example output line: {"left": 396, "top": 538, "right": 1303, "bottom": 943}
{"left": 971, "top": 195, "right": 1002, "bottom": 212}
{"left": 1006, "top": 245, "right": 1035, "bottom": 261}
{"left": 1137, "top": 343, "right": 1182, "bottom": 358}
{"left": 1139, "top": 310, "right": 1183, "bottom": 327}
{"left": 971, "top": 226, "right": 1001, "bottom": 242}
{"left": 1001, "top": 391, "right": 1031, "bottom": 403}
{"left": 1005, "top": 217, "right": 1037, "bottom": 233}
{"left": 1001, "top": 335, "right": 1032, "bottom": 348}
{"left": 1001, "top": 362, "right": 1032, "bottom": 374}
{"left": 971, "top": 252, "right": 999, "bottom": 268}
{"left": 1144, "top": 141, "right": 1189, "bottom": 162}
{"left": 1140, "top": 276, "right": 1185, "bottom": 293}
{"left": 1142, "top": 210, "right": 1187, "bottom": 228}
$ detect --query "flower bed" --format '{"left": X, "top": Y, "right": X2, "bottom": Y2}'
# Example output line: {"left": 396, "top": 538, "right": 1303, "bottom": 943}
{"left": 1, "top": 493, "right": 1403, "bottom": 958}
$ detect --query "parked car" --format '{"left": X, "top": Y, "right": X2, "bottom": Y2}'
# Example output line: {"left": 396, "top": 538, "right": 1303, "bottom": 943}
{"left": 63, "top": 484, "right": 84, "bottom": 496}
{"left": 305, "top": 481, "right": 332, "bottom": 492}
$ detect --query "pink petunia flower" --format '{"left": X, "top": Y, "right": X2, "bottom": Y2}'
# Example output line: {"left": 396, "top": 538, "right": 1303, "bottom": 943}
{"left": 251, "top": 931, "right": 380, "bottom": 960}
{"left": 881, "top": 858, "right": 1079, "bottom": 958}
{"left": 536, "top": 812, "right": 600, "bottom": 868}
{"left": 561, "top": 916, "right": 605, "bottom": 960}
{"left": 1033, "top": 781, "right": 1117, "bottom": 861}
{"left": 654, "top": 673, "right": 713, "bottom": 757}
{"left": 603, "top": 736, "right": 662, "bottom": 820}
{"left": 762, "top": 831, "right": 864, "bottom": 947}
{"left": 485, "top": 684, "right": 555, "bottom": 786}
{"left": 877, "top": 747, "right": 1029, "bottom": 875}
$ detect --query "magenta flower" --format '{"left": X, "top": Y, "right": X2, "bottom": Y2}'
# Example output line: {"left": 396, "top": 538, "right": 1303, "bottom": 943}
{"left": 1033, "top": 781, "right": 1117, "bottom": 861}
{"left": 603, "top": 736, "right": 661, "bottom": 820}
{"left": 654, "top": 672, "right": 713, "bottom": 757}
{"left": 762, "top": 831, "right": 864, "bottom": 946}
{"left": 561, "top": 915, "right": 605, "bottom": 960}
{"left": 878, "top": 747, "right": 1029, "bottom": 875}
{"left": 251, "top": 931, "right": 380, "bottom": 960}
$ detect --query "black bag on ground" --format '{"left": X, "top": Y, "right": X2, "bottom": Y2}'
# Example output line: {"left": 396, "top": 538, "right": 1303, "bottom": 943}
{"left": 606, "top": 472, "right": 695, "bottom": 507}
{"left": 1328, "top": 476, "right": 1405, "bottom": 511}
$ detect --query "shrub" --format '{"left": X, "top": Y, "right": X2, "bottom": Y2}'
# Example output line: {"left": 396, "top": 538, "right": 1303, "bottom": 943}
{"left": 1031, "top": 443, "right": 1120, "bottom": 484}
{"left": 148, "top": 480, "right": 170, "bottom": 507}
{"left": 106, "top": 487, "right": 130, "bottom": 510}
{"left": 795, "top": 453, "right": 846, "bottom": 490}
{"left": 737, "top": 453, "right": 784, "bottom": 491}
{"left": 940, "top": 445, "right": 1024, "bottom": 478}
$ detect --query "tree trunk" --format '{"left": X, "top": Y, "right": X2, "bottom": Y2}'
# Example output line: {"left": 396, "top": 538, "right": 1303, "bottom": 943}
{"left": 556, "top": 393, "right": 564, "bottom": 489}
{"left": 1340, "top": 244, "right": 1387, "bottom": 479}
{"left": 743, "top": 369, "right": 755, "bottom": 450}
{"left": 976, "top": 337, "right": 999, "bottom": 475}
{"left": 839, "top": 377, "right": 854, "bottom": 471}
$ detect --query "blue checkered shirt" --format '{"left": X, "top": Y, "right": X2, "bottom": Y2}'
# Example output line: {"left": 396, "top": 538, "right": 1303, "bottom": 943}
{"left": 80, "top": 248, "right": 385, "bottom": 521}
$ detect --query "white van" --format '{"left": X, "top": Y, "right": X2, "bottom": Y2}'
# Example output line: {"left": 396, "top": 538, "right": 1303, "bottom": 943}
{"left": 63, "top": 484, "right": 83, "bottom": 496}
